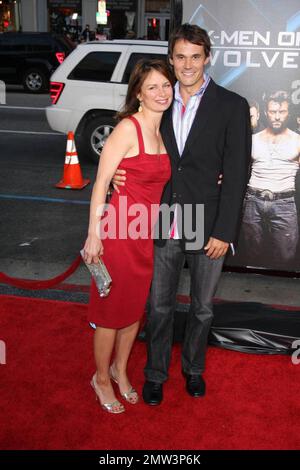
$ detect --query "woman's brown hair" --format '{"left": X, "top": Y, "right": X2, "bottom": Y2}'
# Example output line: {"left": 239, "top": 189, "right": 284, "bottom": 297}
{"left": 116, "top": 58, "right": 174, "bottom": 120}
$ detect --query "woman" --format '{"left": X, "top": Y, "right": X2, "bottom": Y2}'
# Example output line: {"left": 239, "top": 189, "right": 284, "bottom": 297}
{"left": 83, "top": 59, "right": 174, "bottom": 414}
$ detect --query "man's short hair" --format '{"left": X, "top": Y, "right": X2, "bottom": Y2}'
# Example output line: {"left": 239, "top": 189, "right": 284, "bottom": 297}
{"left": 168, "top": 23, "right": 211, "bottom": 59}
{"left": 263, "top": 90, "right": 290, "bottom": 110}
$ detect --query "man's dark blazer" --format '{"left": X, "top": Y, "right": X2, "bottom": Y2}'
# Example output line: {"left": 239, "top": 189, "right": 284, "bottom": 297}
{"left": 156, "top": 78, "right": 252, "bottom": 253}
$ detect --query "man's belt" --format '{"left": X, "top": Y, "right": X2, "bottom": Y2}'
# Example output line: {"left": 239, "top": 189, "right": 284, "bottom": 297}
{"left": 248, "top": 187, "right": 295, "bottom": 201}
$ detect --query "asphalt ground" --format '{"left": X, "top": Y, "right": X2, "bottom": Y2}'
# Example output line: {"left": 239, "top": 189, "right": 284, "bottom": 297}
{"left": 0, "top": 86, "right": 95, "bottom": 289}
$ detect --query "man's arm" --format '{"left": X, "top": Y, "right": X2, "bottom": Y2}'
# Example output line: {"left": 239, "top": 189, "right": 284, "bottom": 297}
{"left": 112, "top": 172, "right": 223, "bottom": 195}
{"left": 211, "top": 96, "right": 252, "bottom": 243}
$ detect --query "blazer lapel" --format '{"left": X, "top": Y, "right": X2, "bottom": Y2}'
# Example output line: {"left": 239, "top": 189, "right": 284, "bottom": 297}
{"left": 181, "top": 79, "right": 218, "bottom": 159}
{"left": 161, "top": 106, "right": 181, "bottom": 162}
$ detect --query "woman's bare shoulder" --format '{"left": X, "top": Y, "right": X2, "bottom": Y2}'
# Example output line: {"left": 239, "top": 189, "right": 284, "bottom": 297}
{"left": 113, "top": 117, "right": 136, "bottom": 136}
{"left": 103, "top": 117, "right": 136, "bottom": 156}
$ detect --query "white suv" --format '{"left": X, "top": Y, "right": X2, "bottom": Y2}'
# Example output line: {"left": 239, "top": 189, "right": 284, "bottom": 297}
{"left": 46, "top": 40, "right": 168, "bottom": 163}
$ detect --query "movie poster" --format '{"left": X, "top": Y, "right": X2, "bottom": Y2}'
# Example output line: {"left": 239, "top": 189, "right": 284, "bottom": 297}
{"left": 182, "top": 0, "right": 300, "bottom": 271}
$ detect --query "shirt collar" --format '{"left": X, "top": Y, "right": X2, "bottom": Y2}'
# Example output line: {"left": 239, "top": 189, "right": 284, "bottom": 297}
{"left": 174, "top": 73, "right": 210, "bottom": 105}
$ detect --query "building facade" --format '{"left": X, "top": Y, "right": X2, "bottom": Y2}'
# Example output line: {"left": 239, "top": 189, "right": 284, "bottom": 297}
{"left": 0, "top": 0, "right": 171, "bottom": 40}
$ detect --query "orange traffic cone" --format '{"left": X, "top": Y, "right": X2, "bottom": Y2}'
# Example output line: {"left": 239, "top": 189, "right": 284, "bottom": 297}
{"left": 56, "top": 131, "right": 90, "bottom": 190}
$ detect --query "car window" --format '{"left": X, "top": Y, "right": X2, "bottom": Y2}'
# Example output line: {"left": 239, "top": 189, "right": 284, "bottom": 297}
{"left": 54, "top": 36, "right": 75, "bottom": 52}
{"left": 0, "top": 35, "right": 11, "bottom": 51}
{"left": 25, "top": 35, "right": 53, "bottom": 52}
{"left": 122, "top": 53, "right": 167, "bottom": 84}
{"left": 0, "top": 34, "right": 12, "bottom": 46}
{"left": 68, "top": 51, "right": 121, "bottom": 82}
{"left": 0, "top": 34, "right": 24, "bottom": 51}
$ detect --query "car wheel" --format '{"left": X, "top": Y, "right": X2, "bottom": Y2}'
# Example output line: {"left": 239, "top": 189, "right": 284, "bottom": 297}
{"left": 23, "top": 68, "right": 48, "bottom": 93}
{"left": 82, "top": 115, "right": 116, "bottom": 164}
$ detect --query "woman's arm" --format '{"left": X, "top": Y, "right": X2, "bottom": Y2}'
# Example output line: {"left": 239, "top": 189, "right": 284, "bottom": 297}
{"left": 83, "top": 119, "right": 134, "bottom": 263}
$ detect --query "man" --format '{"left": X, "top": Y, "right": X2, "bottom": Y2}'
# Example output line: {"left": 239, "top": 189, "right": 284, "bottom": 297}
{"left": 81, "top": 24, "right": 91, "bottom": 42}
{"left": 249, "top": 100, "right": 264, "bottom": 134}
{"left": 242, "top": 91, "right": 300, "bottom": 268}
{"left": 114, "top": 24, "right": 251, "bottom": 404}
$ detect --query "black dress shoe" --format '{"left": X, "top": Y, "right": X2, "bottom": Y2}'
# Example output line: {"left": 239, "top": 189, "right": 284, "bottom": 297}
{"left": 185, "top": 374, "right": 206, "bottom": 397}
{"left": 142, "top": 381, "right": 163, "bottom": 405}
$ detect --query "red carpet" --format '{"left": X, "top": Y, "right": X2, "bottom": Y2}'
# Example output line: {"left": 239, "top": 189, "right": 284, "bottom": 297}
{"left": 0, "top": 294, "right": 300, "bottom": 450}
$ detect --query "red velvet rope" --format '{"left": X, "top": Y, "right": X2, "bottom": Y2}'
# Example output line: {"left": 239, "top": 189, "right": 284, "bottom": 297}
{"left": 0, "top": 254, "right": 82, "bottom": 290}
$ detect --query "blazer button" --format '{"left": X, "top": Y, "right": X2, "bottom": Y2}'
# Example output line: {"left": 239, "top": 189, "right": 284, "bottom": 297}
{"left": 178, "top": 166, "right": 183, "bottom": 171}
{"left": 172, "top": 192, "right": 177, "bottom": 199}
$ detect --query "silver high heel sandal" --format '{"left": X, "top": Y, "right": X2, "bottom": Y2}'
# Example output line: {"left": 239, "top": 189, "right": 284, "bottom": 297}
{"left": 90, "top": 373, "right": 125, "bottom": 414}
{"left": 109, "top": 365, "right": 139, "bottom": 404}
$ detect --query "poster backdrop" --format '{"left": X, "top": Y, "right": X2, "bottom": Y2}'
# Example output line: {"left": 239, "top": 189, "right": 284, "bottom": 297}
{"left": 182, "top": 0, "right": 300, "bottom": 271}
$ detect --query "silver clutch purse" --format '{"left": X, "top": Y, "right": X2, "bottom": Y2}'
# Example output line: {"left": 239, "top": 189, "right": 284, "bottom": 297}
{"left": 80, "top": 249, "right": 112, "bottom": 297}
